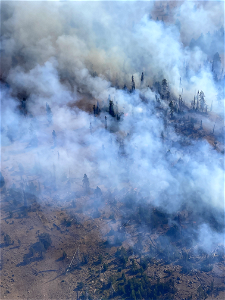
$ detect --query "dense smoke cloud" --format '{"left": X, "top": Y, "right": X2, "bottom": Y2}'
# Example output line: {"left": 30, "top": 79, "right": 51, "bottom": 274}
{"left": 1, "top": 2, "right": 224, "bottom": 100}
{"left": 1, "top": 0, "right": 224, "bottom": 254}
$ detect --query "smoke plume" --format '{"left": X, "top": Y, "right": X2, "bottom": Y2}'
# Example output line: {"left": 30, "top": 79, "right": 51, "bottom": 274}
{"left": 1, "top": 0, "right": 224, "bottom": 255}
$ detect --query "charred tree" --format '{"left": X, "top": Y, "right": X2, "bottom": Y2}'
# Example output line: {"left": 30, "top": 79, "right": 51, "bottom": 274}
{"left": 169, "top": 101, "right": 174, "bottom": 119}
{"left": 161, "top": 79, "right": 168, "bottom": 100}
{"left": 105, "top": 116, "right": 107, "bottom": 129}
{"left": 141, "top": 72, "right": 144, "bottom": 84}
{"left": 109, "top": 100, "right": 115, "bottom": 117}
{"left": 131, "top": 75, "right": 135, "bottom": 93}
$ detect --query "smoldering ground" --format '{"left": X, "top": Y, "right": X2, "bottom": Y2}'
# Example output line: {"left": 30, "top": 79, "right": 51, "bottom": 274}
{"left": 1, "top": 0, "right": 224, "bottom": 266}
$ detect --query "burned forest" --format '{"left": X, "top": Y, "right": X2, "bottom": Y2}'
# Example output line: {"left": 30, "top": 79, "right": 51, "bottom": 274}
{"left": 0, "top": 1, "right": 224, "bottom": 300}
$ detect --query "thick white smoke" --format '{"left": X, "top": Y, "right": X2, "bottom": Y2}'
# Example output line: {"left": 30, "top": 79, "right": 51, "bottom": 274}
{"left": 1, "top": 1, "right": 224, "bottom": 254}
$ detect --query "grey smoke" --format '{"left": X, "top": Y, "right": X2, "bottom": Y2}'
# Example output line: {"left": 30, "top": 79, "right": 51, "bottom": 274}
{"left": 1, "top": 1, "right": 224, "bottom": 254}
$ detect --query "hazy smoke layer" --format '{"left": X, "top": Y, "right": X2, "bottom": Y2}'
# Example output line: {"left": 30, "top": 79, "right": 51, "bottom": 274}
{"left": 1, "top": 1, "right": 224, "bottom": 253}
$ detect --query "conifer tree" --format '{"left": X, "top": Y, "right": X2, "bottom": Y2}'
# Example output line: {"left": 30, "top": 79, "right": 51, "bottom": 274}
{"left": 212, "top": 52, "right": 221, "bottom": 78}
{"left": 169, "top": 101, "right": 174, "bottom": 119}
{"left": 94, "top": 186, "right": 102, "bottom": 198}
{"left": 161, "top": 79, "right": 168, "bottom": 99}
{"left": 192, "top": 96, "right": 196, "bottom": 109}
{"left": 82, "top": 174, "right": 90, "bottom": 194}
{"left": 109, "top": 100, "right": 115, "bottom": 117}
{"left": 199, "top": 91, "right": 206, "bottom": 112}
{"left": 96, "top": 102, "right": 100, "bottom": 114}
{"left": 46, "top": 103, "right": 52, "bottom": 125}
{"left": 196, "top": 91, "right": 199, "bottom": 110}
{"left": 131, "top": 75, "right": 135, "bottom": 92}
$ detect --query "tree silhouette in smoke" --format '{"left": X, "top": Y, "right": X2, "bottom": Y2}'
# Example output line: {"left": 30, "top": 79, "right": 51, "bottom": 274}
{"left": 52, "top": 130, "right": 56, "bottom": 147}
{"left": 131, "top": 75, "right": 135, "bottom": 93}
{"left": 94, "top": 186, "right": 102, "bottom": 199}
{"left": 141, "top": 72, "right": 144, "bottom": 84}
{"left": 212, "top": 52, "right": 221, "bottom": 81}
{"left": 46, "top": 103, "right": 52, "bottom": 125}
{"left": 82, "top": 174, "right": 90, "bottom": 194}
{"left": 109, "top": 100, "right": 115, "bottom": 117}
{"left": 161, "top": 79, "right": 169, "bottom": 100}
{"left": 199, "top": 91, "right": 206, "bottom": 112}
